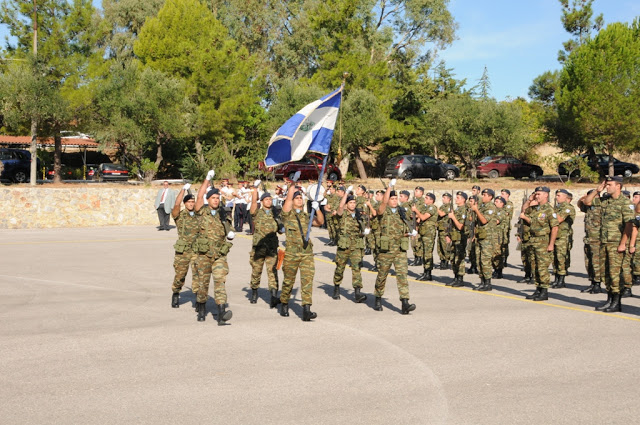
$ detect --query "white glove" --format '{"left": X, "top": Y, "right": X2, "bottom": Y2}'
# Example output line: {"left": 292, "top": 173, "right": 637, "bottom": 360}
{"left": 364, "top": 228, "right": 371, "bottom": 235}
{"left": 282, "top": 184, "right": 288, "bottom": 191}
{"left": 292, "top": 171, "right": 301, "bottom": 182}
{"left": 206, "top": 170, "right": 215, "bottom": 180}
{"left": 321, "top": 198, "right": 328, "bottom": 206}
{"left": 253, "top": 179, "right": 261, "bottom": 188}
{"left": 347, "top": 185, "right": 354, "bottom": 193}
{"left": 311, "top": 201, "right": 320, "bottom": 211}
{"left": 227, "top": 231, "right": 235, "bottom": 240}
{"left": 183, "top": 183, "right": 191, "bottom": 191}
{"left": 410, "top": 229, "right": 418, "bottom": 237}
{"left": 390, "top": 178, "right": 397, "bottom": 187}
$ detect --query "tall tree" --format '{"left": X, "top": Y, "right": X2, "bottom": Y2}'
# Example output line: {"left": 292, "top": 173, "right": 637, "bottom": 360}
{"left": 557, "top": 0, "right": 603, "bottom": 63}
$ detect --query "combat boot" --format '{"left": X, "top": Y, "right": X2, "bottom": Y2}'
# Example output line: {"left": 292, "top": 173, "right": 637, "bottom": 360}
{"left": 554, "top": 275, "right": 566, "bottom": 289}
{"left": 217, "top": 304, "right": 232, "bottom": 326}
{"left": 370, "top": 263, "right": 378, "bottom": 272}
{"left": 532, "top": 287, "right": 548, "bottom": 301}
{"left": 581, "top": 281, "right": 596, "bottom": 293}
{"left": 495, "top": 269, "right": 503, "bottom": 279}
{"left": 603, "top": 292, "right": 622, "bottom": 312}
{"left": 197, "top": 303, "right": 206, "bottom": 322}
{"left": 424, "top": 269, "right": 433, "bottom": 281}
{"left": 446, "top": 276, "right": 454, "bottom": 286}
{"left": 440, "top": 261, "right": 447, "bottom": 270}
{"left": 591, "top": 281, "right": 603, "bottom": 294}
{"left": 250, "top": 288, "right": 258, "bottom": 304}
{"left": 269, "top": 288, "right": 281, "bottom": 308}
{"left": 374, "top": 296, "right": 383, "bottom": 311}
{"left": 332, "top": 285, "right": 341, "bottom": 300}
{"left": 621, "top": 286, "right": 633, "bottom": 298}
{"left": 633, "top": 275, "right": 640, "bottom": 286}
{"left": 401, "top": 299, "right": 416, "bottom": 315}
{"left": 473, "top": 276, "right": 485, "bottom": 291}
{"left": 354, "top": 287, "right": 367, "bottom": 303}
{"left": 517, "top": 274, "right": 532, "bottom": 284}
{"left": 302, "top": 305, "right": 317, "bottom": 321}
{"left": 595, "top": 291, "right": 613, "bottom": 311}
{"left": 415, "top": 257, "right": 424, "bottom": 267}
{"left": 364, "top": 248, "right": 372, "bottom": 256}
{"left": 468, "top": 265, "right": 478, "bottom": 275}
{"left": 478, "top": 278, "right": 492, "bottom": 292}
{"left": 280, "top": 302, "right": 289, "bottom": 317}
{"left": 526, "top": 286, "right": 542, "bottom": 300}
{"left": 451, "top": 275, "right": 465, "bottom": 288}
{"left": 445, "top": 261, "right": 451, "bottom": 270}
{"left": 171, "top": 292, "right": 179, "bottom": 308}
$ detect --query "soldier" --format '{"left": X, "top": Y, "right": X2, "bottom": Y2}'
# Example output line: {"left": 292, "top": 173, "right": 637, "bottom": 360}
{"left": 248, "top": 180, "right": 282, "bottom": 307}
{"left": 324, "top": 185, "right": 339, "bottom": 246}
{"left": 620, "top": 190, "right": 634, "bottom": 297}
{"left": 170, "top": 183, "right": 200, "bottom": 308}
{"left": 578, "top": 190, "right": 603, "bottom": 293}
{"left": 582, "top": 177, "right": 634, "bottom": 312}
{"left": 413, "top": 193, "right": 438, "bottom": 281}
{"left": 446, "top": 191, "right": 469, "bottom": 287}
{"left": 398, "top": 190, "right": 419, "bottom": 267}
{"left": 551, "top": 189, "right": 575, "bottom": 289}
{"left": 633, "top": 191, "right": 640, "bottom": 206}
{"left": 411, "top": 187, "right": 425, "bottom": 264}
{"left": 516, "top": 195, "right": 537, "bottom": 284}
{"left": 332, "top": 189, "right": 368, "bottom": 303}
{"left": 370, "top": 189, "right": 384, "bottom": 271}
{"left": 193, "top": 171, "right": 235, "bottom": 324}
{"left": 467, "top": 185, "right": 482, "bottom": 274}
{"left": 279, "top": 182, "right": 324, "bottom": 321}
{"left": 371, "top": 180, "right": 417, "bottom": 314}
{"left": 469, "top": 189, "right": 498, "bottom": 291}
{"left": 492, "top": 196, "right": 508, "bottom": 279}
{"left": 520, "top": 187, "right": 559, "bottom": 301}
{"left": 500, "top": 189, "right": 514, "bottom": 266}
{"left": 355, "top": 185, "right": 371, "bottom": 255}
{"left": 437, "top": 193, "right": 453, "bottom": 270}
{"left": 630, "top": 203, "right": 640, "bottom": 287}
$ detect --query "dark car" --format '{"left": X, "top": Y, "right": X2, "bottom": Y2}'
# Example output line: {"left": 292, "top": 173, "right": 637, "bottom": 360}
{"left": 0, "top": 148, "right": 42, "bottom": 183}
{"left": 384, "top": 155, "right": 459, "bottom": 180}
{"left": 96, "top": 163, "right": 130, "bottom": 182}
{"left": 476, "top": 156, "right": 543, "bottom": 180}
{"left": 558, "top": 154, "right": 639, "bottom": 178}
{"left": 273, "top": 153, "right": 341, "bottom": 181}
{"left": 47, "top": 164, "right": 99, "bottom": 180}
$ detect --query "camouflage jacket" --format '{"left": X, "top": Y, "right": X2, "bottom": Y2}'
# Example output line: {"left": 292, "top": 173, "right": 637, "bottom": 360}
{"left": 417, "top": 203, "right": 438, "bottom": 235}
{"left": 505, "top": 200, "right": 515, "bottom": 226}
{"left": 528, "top": 203, "right": 558, "bottom": 239}
{"left": 175, "top": 209, "right": 200, "bottom": 246}
{"left": 437, "top": 203, "right": 452, "bottom": 231}
{"left": 379, "top": 207, "right": 409, "bottom": 241}
{"left": 283, "top": 208, "right": 313, "bottom": 253}
{"left": 555, "top": 201, "right": 576, "bottom": 238}
{"left": 597, "top": 195, "right": 634, "bottom": 244}
{"left": 197, "top": 205, "right": 233, "bottom": 256}
{"left": 475, "top": 202, "right": 498, "bottom": 240}
{"left": 449, "top": 205, "right": 468, "bottom": 242}
{"left": 251, "top": 207, "right": 279, "bottom": 248}
{"left": 580, "top": 198, "right": 602, "bottom": 241}
{"left": 356, "top": 196, "right": 369, "bottom": 216}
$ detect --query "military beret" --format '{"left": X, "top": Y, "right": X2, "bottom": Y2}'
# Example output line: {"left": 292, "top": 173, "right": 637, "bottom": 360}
{"left": 495, "top": 196, "right": 506, "bottom": 204}
{"left": 415, "top": 186, "right": 424, "bottom": 192}
{"left": 442, "top": 192, "right": 452, "bottom": 198}
{"left": 376, "top": 190, "right": 384, "bottom": 195}
{"left": 400, "top": 190, "right": 410, "bottom": 196}
{"left": 634, "top": 191, "right": 640, "bottom": 196}
{"left": 622, "top": 190, "right": 631, "bottom": 198}
{"left": 346, "top": 195, "right": 356, "bottom": 203}
{"left": 368, "top": 190, "right": 374, "bottom": 194}
{"left": 501, "top": 189, "right": 511, "bottom": 195}
{"left": 183, "top": 194, "right": 194, "bottom": 203}
{"left": 426, "top": 193, "right": 436, "bottom": 201}
{"left": 535, "top": 186, "right": 550, "bottom": 193}
{"left": 260, "top": 192, "right": 272, "bottom": 201}
{"left": 607, "top": 176, "right": 623, "bottom": 183}
{"left": 472, "top": 185, "right": 481, "bottom": 190}
{"left": 389, "top": 190, "right": 398, "bottom": 197}
{"left": 358, "top": 184, "right": 367, "bottom": 192}
{"left": 456, "top": 191, "right": 468, "bottom": 200}
{"left": 336, "top": 186, "right": 346, "bottom": 192}
{"left": 482, "top": 188, "right": 495, "bottom": 197}
{"left": 292, "top": 191, "right": 303, "bottom": 198}
{"left": 206, "top": 188, "right": 220, "bottom": 199}
{"left": 556, "top": 189, "right": 570, "bottom": 196}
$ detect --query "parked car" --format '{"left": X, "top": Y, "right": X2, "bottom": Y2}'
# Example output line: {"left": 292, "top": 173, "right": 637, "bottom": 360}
{"left": 558, "top": 154, "right": 639, "bottom": 178}
{"left": 384, "top": 155, "right": 459, "bottom": 180}
{"left": 46, "top": 164, "right": 99, "bottom": 180}
{"left": 96, "top": 163, "right": 130, "bottom": 182}
{"left": 273, "top": 153, "right": 341, "bottom": 181}
{"left": 0, "top": 148, "right": 41, "bottom": 183}
{"left": 476, "top": 156, "right": 543, "bottom": 180}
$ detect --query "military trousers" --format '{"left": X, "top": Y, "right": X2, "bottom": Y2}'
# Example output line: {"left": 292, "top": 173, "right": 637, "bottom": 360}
{"left": 333, "top": 245, "right": 363, "bottom": 288}
{"left": 633, "top": 250, "right": 640, "bottom": 276}
{"left": 194, "top": 253, "right": 229, "bottom": 304}
{"left": 520, "top": 240, "right": 532, "bottom": 276}
{"left": 411, "top": 233, "right": 424, "bottom": 258}
{"left": 554, "top": 235, "right": 570, "bottom": 276}
{"left": 529, "top": 235, "right": 552, "bottom": 288}
{"left": 584, "top": 239, "right": 602, "bottom": 283}
{"left": 172, "top": 248, "right": 198, "bottom": 294}
{"left": 249, "top": 244, "right": 278, "bottom": 290}
{"left": 451, "top": 239, "right": 467, "bottom": 277}
{"left": 621, "top": 246, "right": 632, "bottom": 288}
{"left": 476, "top": 236, "right": 495, "bottom": 280}
{"left": 374, "top": 247, "right": 410, "bottom": 299}
{"left": 437, "top": 230, "right": 452, "bottom": 263}
{"left": 420, "top": 227, "right": 436, "bottom": 270}
{"left": 600, "top": 243, "right": 625, "bottom": 293}
{"left": 280, "top": 249, "right": 314, "bottom": 305}
{"left": 492, "top": 233, "right": 505, "bottom": 271}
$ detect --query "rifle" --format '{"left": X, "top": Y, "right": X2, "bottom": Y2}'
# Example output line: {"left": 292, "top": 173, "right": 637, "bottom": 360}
{"left": 516, "top": 189, "right": 528, "bottom": 251}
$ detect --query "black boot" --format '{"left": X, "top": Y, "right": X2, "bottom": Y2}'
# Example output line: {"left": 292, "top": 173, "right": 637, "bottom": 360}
{"left": 581, "top": 280, "right": 596, "bottom": 293}
{"left": 473, "top": 277, "right": 485, "bottom": 291}
{"left": 526, "top": 286, "right": 542, "bottom": 300}
{"left": 250, "top": 288, "right": 258, "bottom": 304}
{"left": 468, "top": 265, "right": 478, "bottom": 275}
{"left": 517, "top": 274, "right": 532, "bottom": 284}
{"left": 621, "top": 286, "right": 633, "bottom": 298}
{"left": 552, "top": 273, "right": 560, "bottom": 287}
{"left": 495, "top": 268, "right": 503, "bottom": 279}
{"left": 401, "top": 298, "right": 416, "bottom": 315}
{"left": 553, "top": 275, "right": 566, "bottom": 289}
{"left": 364, "top": 247, "right": 371, "bottom": 255}
{"left": 492, "top": 269, "right": 498, "bottom": 278}
{"left": 354, "top": 287, "right": 367, "bottom": 303}
{"left": 197, "top": 302, "right": 206, "bottom": 322}
{"left": 171, "top": 292, "right": 179, "bottom": 308}
{"left": 302, "top": 304, "right": 317, "bottom": 321}
{"left": 415, "top": 257, "right": 424, "bottom": 267}
{"left": 479, "top": 278, "right": 492, "bottom": 292}
{"left": 424, "top": 269, "right": 433, "bottom": 281}
{"left": 374, "top": 296, "right": 383, "bottom": 311}
{"left": 269, "top": 288, "right": 281, "bottom": 308}
{"left": 445, "top": 261, "right": 451, "bottom": 270}
{"left": 591, "top": 281, "right": 603, "bottom": 294}
{"left": 370, "top": 263, "right": 378, "bottom": 272}
{"left": 217, "top": 304, "right": 232, "bottom": 326}
{"left": 332, "top": 285, "right": 341, "bottom": 300}
{"left": 533, "top": 287, "right": 548, "bottom": 301}
{"left": 603, "top": 292, "right": 622, "bottom": 312}
{"left": 595, "top": 291, "right": 613, "bottom": 311}
{"left": 633, "top": 275, "right": 640, "bottom": 286}
{"left": 446, "top": 276, "right": 454, "bottom": 286}
{"left": 280, "top": 302, "right": 289, "bottom": 317}
{"left": 440, "top": 261, "right": 447, "bottom": 270}
{"left": 451, "top": 275, "right": 465, "bottom": 288}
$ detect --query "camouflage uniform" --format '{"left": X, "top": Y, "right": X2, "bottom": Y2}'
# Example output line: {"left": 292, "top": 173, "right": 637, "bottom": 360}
{"left": 475, "top": 202, "right": 498, "bottom": 280}
{"left": 597, "top": 195, "right": 634, "bottom": 294}
{"left": 370, "top": 200, "right": 381, "bottom": 266}
{"left": 172, "top": 209, "right": 200, "bottom": 294}
{"left": 519, "top": 207, "right": 535, "bottom": 280}
{"left": 356, "top": 195, "right": 374, "bottom": 252}
{"left": 528, "top": 203, "right": 559, "bottom": 289}
{"left": 249, "top": 207, "right": 280, "bottom": 291}
{"left": 333, "top": 211, "right": 365, "bottom": 288}
{"left": 374, "top": 207, "right": 411, "bottom": 299}
{"left": 503, "top": 200, "right": 514, "bottom": 264}
{"left": 492, "top": 206, "right": 508, "bottom": 271}
{"left": 411, "top": 197, "right": 425, "bottom": 258}
{"left": 580, "top": 200, "right": 603, "bottom": 283}
{"left": 437, "top": 201, "right": 453, "bottom": 264}
{"left": 193, "top": 206, "right": 233, "bottom": 304}
{"left": 632, "top": 216, "right": 640, "bottom": 279}
{"left": 280, "top": 208, "right": 315, "bottom": 305}
{"left": 553, "top": 201, "right": 575, "bottom": 277}
{"left": 326, "top": 193, "right": 340, "bottom": 242}
{"left": 417, "top": 202, "right": 438, "bottom": 271}
{"left": 449, "top": 205, "right": 468, "bottom": 277}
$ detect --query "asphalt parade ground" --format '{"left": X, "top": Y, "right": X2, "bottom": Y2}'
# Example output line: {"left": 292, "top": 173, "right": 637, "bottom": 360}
{"left": 1, "top": 224, "right": 640, "bottom": 425}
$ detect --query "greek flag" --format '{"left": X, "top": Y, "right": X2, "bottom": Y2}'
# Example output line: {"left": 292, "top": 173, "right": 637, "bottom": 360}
{"left": 264, "top": 86, "right": 342, "bottom": 167}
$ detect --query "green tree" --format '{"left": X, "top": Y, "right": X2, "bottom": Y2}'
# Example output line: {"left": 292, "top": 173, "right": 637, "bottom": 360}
{"left": 557, "top": 0, "right": 603, "bottom": 63}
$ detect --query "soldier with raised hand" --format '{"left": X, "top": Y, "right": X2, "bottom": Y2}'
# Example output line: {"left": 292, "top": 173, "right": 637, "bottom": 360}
{"left": 170, "top": 183, "right": 199, "bottom": 308}
{"left": 437, "top": 193, "right": 453, "bottom": 270}
{"left": 630, "top": 203, "right": 640, "bottom": 287}
{"left": 578, "top": 190, "right": 603, "bottom": 293}
{"left": 332, "top": 188, "right": 368, "bottom": 303}
{"left": 516, "top": 193, "right": 537, "bottom": 284}
{"left": 551, "top": 189, "right": 576, "bottom": 289}
{"left": 371, "top": 179, "right": 416, "bottom": 314}
{"left": 520, "top": 186, "right": 559, "bottom": 302}
{"left": 279, "top": 174, "right": 324, "bottom": 321}
{"left": 193, "top": 170, "right": 235, "bottom": 324}
{"left": 467, "top": 185, "right": 482, "bottom": 274}
{"left": 491, "top": 196, "right": 508, "bottom": 279}
{"left": 446, "top": 191, "right": 469, "bottom": 287}
{"left": 248, "top": 179, "right": 282, "bottom": 307}
{"left": 323, "top": 185, "right": 339, "bottom": 246}
{"left": 469, "top": 189, "right": 498, "bottom": 291}
{"left": 500, "top": 189, "right": 514, "bottom": 266}
{"left": 411, "top": 187, "right": 426, "bottom": 264}
{"left": 413, "top": 193, "right": 438, "bottom": 281}
{"left": 370, "top": 189, "right": 385, "bottom": 271}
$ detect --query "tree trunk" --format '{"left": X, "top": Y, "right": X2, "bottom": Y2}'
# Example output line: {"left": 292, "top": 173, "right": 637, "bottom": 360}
{"left": 152, "top": 134, "right": 163, "bottom": 182}
{"left": 53, "top": 133, "right": 62, "bottom": 184}
{"left": 194, "top": 137, "right": 205, "bottom": 164}
{"left": 433, "top": 145, "right": 438, "bottom": 160}
{"left": 354, "top": 149, "right": 368, "bottom": 180}
{"left": 338, "top": 153, "right": 350, "bottom": 178}
{"left": 30, "top": 119, "right": 37, "bottom": 185}
{"left": 607, "top": 142, "right": 614, "bottom": 177}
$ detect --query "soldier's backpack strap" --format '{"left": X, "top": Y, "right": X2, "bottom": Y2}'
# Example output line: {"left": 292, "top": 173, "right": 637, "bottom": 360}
{"left": 294, "top": 212, "right": 309, "bottom": 250}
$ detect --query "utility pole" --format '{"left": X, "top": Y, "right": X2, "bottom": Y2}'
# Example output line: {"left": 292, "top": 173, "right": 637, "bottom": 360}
{"left": 30, "top": 0, "right": 38, "bottom": 186}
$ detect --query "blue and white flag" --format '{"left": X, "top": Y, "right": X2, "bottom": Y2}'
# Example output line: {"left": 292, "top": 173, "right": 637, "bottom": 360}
{"left": 264, "top": 86, "right": 342, "bottom": 167}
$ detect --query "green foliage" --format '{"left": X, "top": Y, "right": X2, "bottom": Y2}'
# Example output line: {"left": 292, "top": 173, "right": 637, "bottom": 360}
{"left": 557, "top": 0, "right": 603, "bottom": 63}
{"left": 560, "top": 155, "right": 599, "bottom": 182}
{"left": 130, "top": 157, "right": 158, "bottom": 183}
{"left": 342, "top": 88, "right": 387, "bottom": 151}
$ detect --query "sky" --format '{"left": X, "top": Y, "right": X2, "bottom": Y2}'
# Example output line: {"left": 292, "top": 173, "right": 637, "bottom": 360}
{"left": 438, "top": 0, "right": 640, "bottom": 100}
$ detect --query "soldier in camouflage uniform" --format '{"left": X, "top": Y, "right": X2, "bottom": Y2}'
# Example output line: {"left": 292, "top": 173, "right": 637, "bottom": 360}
{"left": 410, "top": 187, "right": 425, "bottom": 264}
{"left": 467, "top": 185, "right": 482, "bottom": 274}
{"left": 437, "top": 193, "right": 453, "bottom": 270}
{"left": 279, "top": 185, "right": 324, "bottom": 321}
{"left": 469, "top": 189, "right": 498, "bottom": 291}
{"left": 516, "top": 195, "right": 537, "bottom": 284}
{"left": 193, "top": 171, "right": 235, "bottom": 324}
{"left": 551, "top": 189, "right": 576, "bottom": 289}
{"left": 370, "top": 181, "right": 416, "bottom": 314}
{"left": 355, "top": 185, "right": 373, "bottom": 255}
{"left": 520, "top": 186, "right": 559, "bottom": 302}
{"left": 500, "top": 189, "right": 514, "bottom": 266}
{"left": 323, "top": 185, "right": 339, "bottom": 246}
{"left": 446, "top": 191, "right": 469, "bottom": 287}
{"left": 326, "top": 186, "right": 345, "bottom": 246}
{"left": 583, "top": 177, "right": 634, "bottom": 312}
{"left": 620, "top": 191, "right": 634, "bottom": 297}
{"left": 578, "top": 190, "right": 603, "bottom": 293}
{"left": 170, "top": 184, "right": 200, "bottom": 308}
{"left": 491, "top": 196, "right": 508, "bottom": 279}
{"left": 248, "top": 180, "right": 283, "bottom": 307}
{"left": 413, "top": 193, "right": 438, "bottom": 281}
{"left": 630, "top": 202, "right": 640, "bottom": 287}
{"left": 370, "top": 190, "right": 384, "bottom": 271}
{"left": 398, "top": 190, "right": 420, "bottom": 266}
{"left": 332, "top": 191, "right": 368, "bottom": 303}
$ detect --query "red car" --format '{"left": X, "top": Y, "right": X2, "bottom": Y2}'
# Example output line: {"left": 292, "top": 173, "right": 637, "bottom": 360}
{"left": 272, "top": 154, "right": 341, "bottom": 181}
{"left": 476, "top": 156, "right": 543, "bottom": 180}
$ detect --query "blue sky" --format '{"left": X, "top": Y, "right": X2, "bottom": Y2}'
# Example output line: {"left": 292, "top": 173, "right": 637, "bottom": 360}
{"left": 438, "top": 0, "right": 640, "bottom": 100}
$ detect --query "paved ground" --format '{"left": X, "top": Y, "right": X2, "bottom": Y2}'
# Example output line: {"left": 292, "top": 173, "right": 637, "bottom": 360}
{"left": 1, "top": 224, "right": 639, "bottom": 424}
